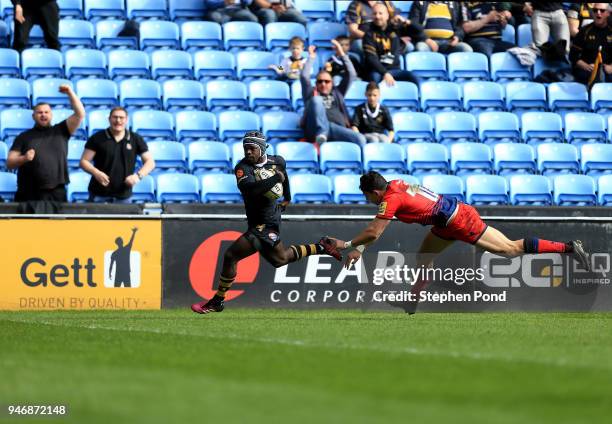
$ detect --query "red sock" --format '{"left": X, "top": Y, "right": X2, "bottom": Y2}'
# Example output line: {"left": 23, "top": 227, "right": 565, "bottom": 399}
{"left": 524, "top": 238, "right": 570, "bottom": 253}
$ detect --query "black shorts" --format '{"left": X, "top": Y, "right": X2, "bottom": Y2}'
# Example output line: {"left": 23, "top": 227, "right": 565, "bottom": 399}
{"left": 244, "top": 224, "right": 281, "bottom": 251}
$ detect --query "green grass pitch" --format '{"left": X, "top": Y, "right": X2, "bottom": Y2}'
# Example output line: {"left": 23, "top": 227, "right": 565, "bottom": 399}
{"left": 1, "top": 310, "right": 611, "bottom": 424}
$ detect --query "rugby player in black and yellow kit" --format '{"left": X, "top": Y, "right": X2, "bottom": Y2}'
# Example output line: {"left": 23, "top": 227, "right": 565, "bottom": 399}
{"left": 191, "top": 131, "right": 342, "bottom": 314}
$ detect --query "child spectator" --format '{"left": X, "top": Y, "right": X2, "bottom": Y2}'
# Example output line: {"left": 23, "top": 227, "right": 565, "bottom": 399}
{"left": 351, "top": 82, "right": 394, "bottom": 143}
{"left": 324, "top": 35, "right": 364, "bottom": 81}
{"left": 269, "top": 36, "right": 307, "bottom": 80}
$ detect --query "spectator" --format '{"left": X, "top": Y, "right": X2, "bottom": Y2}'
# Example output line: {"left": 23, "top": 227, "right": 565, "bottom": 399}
{"left": 7, "top": 85, "right": 85, "bottom": 204}
{"left": 569, "top": 3, "right": 611, "bottom": 85}
{"left": 567, "top": 3, "right": 596, "bottom": 38}
{"left": 363, "top": 3, "right": 422, "bottom": 85}
{"left": 346, "top": 0, "right": 400, "bottom": 56}
{"left": 80, "top": 107, "right": 155, "bottom": 203}
{"left": 462, "top": 2, "right": 515, "bottom": 56}
{"left": 351, "top": 81, "right": 394, "bottom": 143}
{"left": 269, "top": 36, "right": 306, "bottom": 80}
{"left": 11, "top": 0, "right": 60, "bottom": 52}
{"left": 205, "top": 0, "right": 258, "bottom": 24}
{"left": 524, "top": 2, "right": 570, "bottom": 53}
{"left": 410, "top": 1, "right": 473, "bottom": 53}
{"left": 249, "top": 0, "right": 308, "bottom": 26}
{"left": 324, "top": 35, "right": 364, "bottom": 81}
{"left": 300, "top": 40, "right": 366, "bottom": 147}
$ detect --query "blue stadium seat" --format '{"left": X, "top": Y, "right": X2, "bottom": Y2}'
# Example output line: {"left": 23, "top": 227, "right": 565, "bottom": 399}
{"left": 168, "top": 0, "right": 206, "bottom": 22}
{"left": 435, "top": 112, "right": 477, "bottom": 144}
{"left": 64, "top": 48, "right": 107, "bottom": 80}
{"left": 534, "top": 58, "right": 570, "bottom": 79}
{"left": 96, "top": 20, "right": 138, "bottom": 51}
{"left": 21, "top": 48, "right": 63, "bottom": 80}
{"left": 249, "top": 80, "right": 291, "bottom": 112}
{"left": 290, "top": 174, "right": 332, "bottom": 204}
{"left": 406, "top": 142, "right": 449, "bottom": 176}
{"left": 490, "top": 52, "right": 531, "bottom": 82}
{"left": 236, "top": 50, "right": 277, "bottom": 80}
{"left": 581, "top": 144, "right": 612, "bottom": 177}
{"left": 206, "top": 80, "right": 247, "bottom": 112}
{"left": 290, "top": 80, "right": 305, "bottom": 112}
{"left": 295, "top": 0, "right": 334, "bottom": 21}
{"left": 84, "top": 0, "right": 126, "bottom": 22}
{"left": 140, "top": 20, "right": 180, "bottom": 51}
{"left": 505, "top": 81, "right": 547, "bottom": 114}
{"left": 67, "top": 171, "right": 90, "bottom": 202}
{"left": 333, "top": 174, "right": 366, "bottom": 204}
{"left": 609, "top": 115, "right": 612, "bottom": 143}
{"left": 188, "top": 141, "right": 231, "bottom": 174}
{"left": 156, "top": 173, "right": 199, "bottom": 203}
{"left": 223, "top": 21, "right": 264, "bottom": 51}
{"left": 0, "top": 141, "right": 7, "bottom": 169}
{"left": 548, "top": 82, "right": 589, "bottom": 115}
{"left": 521, "top": 112, "right": 564, "bottom": 145}
{"left": 466, "top": 175, "right": 508, "bottom": 205}
{"left": 0, "top": 78, "right": 30, "bottom": 108}
{"left": 447, "top": 52, "right": 489, "bottom": 81}
{"left": 131, "top": 110, "right": 174, "bottom": 140}
{"left": 52, "top": 108, "right": 86, "bottom": 139}
{"left": 200, "top": 173, "right": 242, "bottom": 203}
{"left": 405, "top": 52, "right": 447, "bottom": 80}
{"left": 536, "top": 143, "right": 579, "bottom": 176}
{"left": 335, "top": 0, "right": 351, "bottom": 22}
{"left": 148, "top": 141, "right": 187, "bottom": 173}
{"left": 86, "top": 108, "right": 111, "bottom": 137}
{"left": 0, "top": 170, "right": 16, "bottom": 201}
{"left": 126, "top": 0, "right": 169, "bottom": 21}
{"left": 478, "top": 112, "right": 520, "bottom": 145}
{"left": 564, "top": 112, "right": 607, "bottom": 145}
{"left": 381, "top": 174, "right": 419, "bottom": 185}
{"left": 450, "top": 142, "right": 492, "bottom": 176}
{"left": 151, "top": 50, "right": 193, "bottom": 81}
{"left": 108, "top": 49, "right": 150, "bottom": 80}
{"left": 308, "top": 22, "right": 346, "bottom": 49}
{"left": 265, "top": 22, "right": 307, "bottom": 51}
{"left": 0, "top": 48, "right": 20, "bottom": 77}
{"left": 175, "top": 110, "right": 217, "bottom": 143}
{"left": 501, "top": 23, "right": 515, "bottom": 44}
{"left": 218, "top": 111, "right": 260, "bottom": 142}
{"left": 276, "top": 142, "right": 318, "bottom": 173}
{"left": 32, "top": 78, "right": 73, "bottom": 107}
{"left": 517, "top": 23, "right": 532, "bottom": 47}
{"left": 420, "top": 81, "right": 461, "bottom": 113}
{"left": 67, "top": 139, "right": 86, "bottom": 169}
{"left": 162, "top": 79, "right": 204, "bottom": 111}
{"left": 261, "top": 111, "right": 303, "bottom": 142}
{"left": 1, "top": 109, "right": 33, "bottom": 143}
{"left": 131, "top": 175, "right": 156, "bottom": 203}
{"left": 193, "top": 50, "right": 235, "bottom": 81}
{"left": 421, "top": 174, "right": 464, "bottom": 202}
{"left": 181, "top": 21, "right": 222, "bottom": 51}
{"left": 10, "top": 22, "right": 44, "bottom": 48}
{"left": 597, "top": 175, "right": 612, "bottom": 206}
{"left": 76, "top": 78, "right": 118, "bottom": 109}
{"left": 590, "top": 83, "right": 612, "bottom": 115}
{"left": 343, "top": 80, "right": 367, "bottom": 110}
{"left": 379, "top": 81, "right": 418, "bottom": 112}
{"left": 119, "top": 79, "right": 161, "bottom": 110}
{"left": 509, "top": 175, "right": 552, "bottom": 206}
{"left": 462, "top": 81, "right": 505, "bottom": 114}
{"left": 363, "top": 143, "right": 406, "bottom": 173}
{"left": 392, "top": 112, "right": 434, "bottom": 143}
{"left": 493, "top": 143, "right": 536, "bottom": 176}
{"left": 58, "top": 0, "right": 84, "bottom": 19}
{"left": 553, "top": 175, "right": 596, "bottom": 206}
{"left": 59, "top": 19, "right": 95, "bottom": 50}
{"left": 320, "top": 142, "right": 362, "bottom": 175}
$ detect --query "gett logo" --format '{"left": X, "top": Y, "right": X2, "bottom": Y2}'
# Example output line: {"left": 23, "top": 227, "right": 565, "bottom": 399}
{"left": 189, "top": 231, "right": 260, "bottom": 301}
{"left": 20, "top": 257, "right": 97, "bottom": 287}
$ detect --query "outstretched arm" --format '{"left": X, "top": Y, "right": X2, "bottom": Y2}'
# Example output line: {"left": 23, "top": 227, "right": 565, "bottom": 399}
{"left": 331, "top": 218, "right": 391, "bottom": 268}
{"left": 59, "top": 84, "right": 85, "bottom": 136}
{"left": 126, "top": 227, "right": 138, "bottom": 249}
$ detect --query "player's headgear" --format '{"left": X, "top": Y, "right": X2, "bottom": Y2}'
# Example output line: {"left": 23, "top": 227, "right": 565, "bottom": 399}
{"left": 242, "top": 130, "right": 268, "bottom": 153}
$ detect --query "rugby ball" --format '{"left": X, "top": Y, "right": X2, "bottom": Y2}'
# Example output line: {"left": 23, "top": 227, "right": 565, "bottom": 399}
{"left": 256, "top": 168, "right": 283, "bottom": 200}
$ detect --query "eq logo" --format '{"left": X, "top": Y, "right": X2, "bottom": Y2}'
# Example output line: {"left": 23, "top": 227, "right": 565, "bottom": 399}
{"left": 480, "top": 252, "right": 564, "bottom": 287}
{"left": 189, "top": 231, "right": 260, "bottom": 301}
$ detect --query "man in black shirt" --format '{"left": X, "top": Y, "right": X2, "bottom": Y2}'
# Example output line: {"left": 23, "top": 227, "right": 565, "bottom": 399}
{"left": 191, "top": 131, "right": 342, "bottom": 315}
{"left": 570, "top": 3, "right": 612, "bottom": 85}
{"left": 8, "top": 84, "right": 85, "bottom": 203}
{"left": 80, "top": 107, "right": 155, "bottom": 203}
{"left": 12, "top": 0, "right": 60, "bottom": 52}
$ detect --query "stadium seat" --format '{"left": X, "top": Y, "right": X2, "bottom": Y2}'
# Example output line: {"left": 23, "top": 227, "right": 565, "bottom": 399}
{"left": 450, "top": 142, "right": 492, "bottom": 176}
{"left": 52, "top": 108, "right": 86, "bottom": 139}
{"left": 320, "top": 142, "right": 362, "bottom": 175}
{"left": 126, "top": 0, "right": 169, "bottom": 21}
{"left": 96, "top": 20, "right": 138, "bottom": 51}
{"left": 308, "top": 22, "right": 346, "bottom": 49}
{"left": 333, "top": 174, "right": 366, "bottom": 204}
{"left": 21, "top": 48, "right": 63, "bottom": 80}
{"left": 534, "top": 58, "right": 570, "bottom": 80}
{"left": 206, "top": 80, "right": 247, "bottom": 112}
{"left": 58, "top": 0, "right": 84, "bottom": 19}
{"left": 200, "top": 173, "right": 242, "bottom": 203}
{"left": 150, "top": 50, "right": 193, "bottom": 81}
{"left": 391, "top": 112, "right": 432, "bottom": 144}
{"left": 609, "top": 115, "right": 612, "bottom": 143}
{"left": 86, "top": 108, "right": 111, "bottom": 137}
{"left": 493, "top": 143, "right": 536, "bottom": 176}
{"left": 236, "top": 51, "right": 277, "bottom": 80}
{"left": 223, "top": 21, "right": 264, "bottom": 51}
{"left": 131, "top": 175, "right": 156, "bottom": 203}
{"left": 0, "top": 141, "right": 6, "bottom": 169}
{"left": 294, "top": 0, "right": 334, "bottom": 20}
{"left": 131, "top": 110, "right": 174, "bottom": 140}
{"left": 564, "top": 112, "right": 607, "bottom": 145}
{"left": 0, "top": 78, "right": 30, "bottom": 108}
{"left": 465, "top": 175, "right": 508, "bottom": 205}
{"left": 67, "top": 139, "right": 86, "bottom": 169}
{"left": 547, "top": 82, "right": 589, "bottom": 115}
{"left": 84, "top": 0, "right": 126, "bottom": 22}
{"left": 58, "top": 19, "right": 94, "bottom": 50}
{"left": 76, "top": 78, "right": 118, "bottom": 109}
{"left": 276, "top": 142, "right": 318, "bottom": 173}
{"left": 379, "top": 81, "right": 418, "bottom": 112}
{"left": 404, "top": 52, "right": 447, "bottom": 80}
{"left": 597, "top": 175, "right": 612, "bottom": 206}
{"left": 162, "top": 79, "right": 204, "bottom": 111}
{"left": 521, "top": 112, "right": 564, "bottom": 145}
{"left": 265, "top": 22, "right": 307, "bottom": 51}
{"left": 343, "top": 80, "right": 368, "bottom": 110}
{"left": 193, "top": 50, "right": 235, "bottom": 81}
{"left": 381, "top": 173, "right": 419, "bottom": 186}
{"left": 10, "top": 22, "right": 44, "bottom": 48}
{"left": 290, "top": 174, "right": 332, "bottom": 204}
{"left": 335, "top": 0, "right": 351, "bottom": 22}
{"left": 420, "top": 81, "right": 462, "bottom": 113}
{"left": 580, "top": 144, "right": 612, "bottom": 177}
{"left": 1, "top": 109, "right": 34, "bottom": 142}
{"left": 175, "top": 110, "right": 217, "bottom": 143}
{"left": 119, "top": 79, "right": 161, "bottom": 110}
{"left": 0, "top": 48, "right": 20, "bottom": 78}
{"left": 168, "top": 0, "right": 206, "bottom": 22}
{"left": 0, "top": 170, "right": 16, "bottom": 201}
{"left": 434, "top": 112, "right": 477, "bottom": 144}
{"left": 64, "top": 48, "right": 107, "bottom": 80}
{"left": 362, "top": 143, "right": 406, "bottom": 173}
{"left": 517, "top": 23, "right": 532, "bottom": 47}
{"left": 67, "top": 171, "right": 90, "bottom": 202}
{"left": 421, "top": 174, "right": 464, "bottom": 202}
{"left": 509, "top": 174, "right": 552, "bottom": 206}
{"left": 590, "top": 83, "right": 612, "bottom": 114}
{"left": 148, "top": 141, "right": 187, "bottom": 173}
{"left": 140, "top": 21, "right": 180, "bottom": 52}
{"left": 249, "top": 80, "right": 291, "bottom": 112}
{"left": 505, "top": 82, "right": 547, "bottom": 114}
{"left": 108, "top": 49, "right": 150, "bottom": 80}
{"left": 478, "top": 112, "right": 520, "bottom": 145}
{"left": 156, "top": 173, "right": 199, "bottom": 203}
{"left": 188, "top": 141, "right": 231, "bottom": 174}
{"left": 447, "top": 52, "right": 489, "bottom": 81}
{"left": 553, "top": 174, "right": 596, "bottom": 206}
{"left": 261, "top": 111, "right": 303, "bottom": 142}
{"left": 490, "top": 52, "right": 531, "bottom": 82}
{"left": 32, "top": 78, "right": 73, "bottom": 107}
{"left": 501, "top": 23, "right": 515, "bottom": 44}
{"left": 536, "top": 143, "right": 579, "bottom": 176}
{"left": 180, "top": 21, "right": 222, "bottom": 52}
{"left": 462, "top": 81, "right": 505, "bottom": 114}
{"left": 218, "top": 111, "right": 260, "bottom": 142}
{"left": 406, "top": 142, "right": 449, "bottom": 176}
